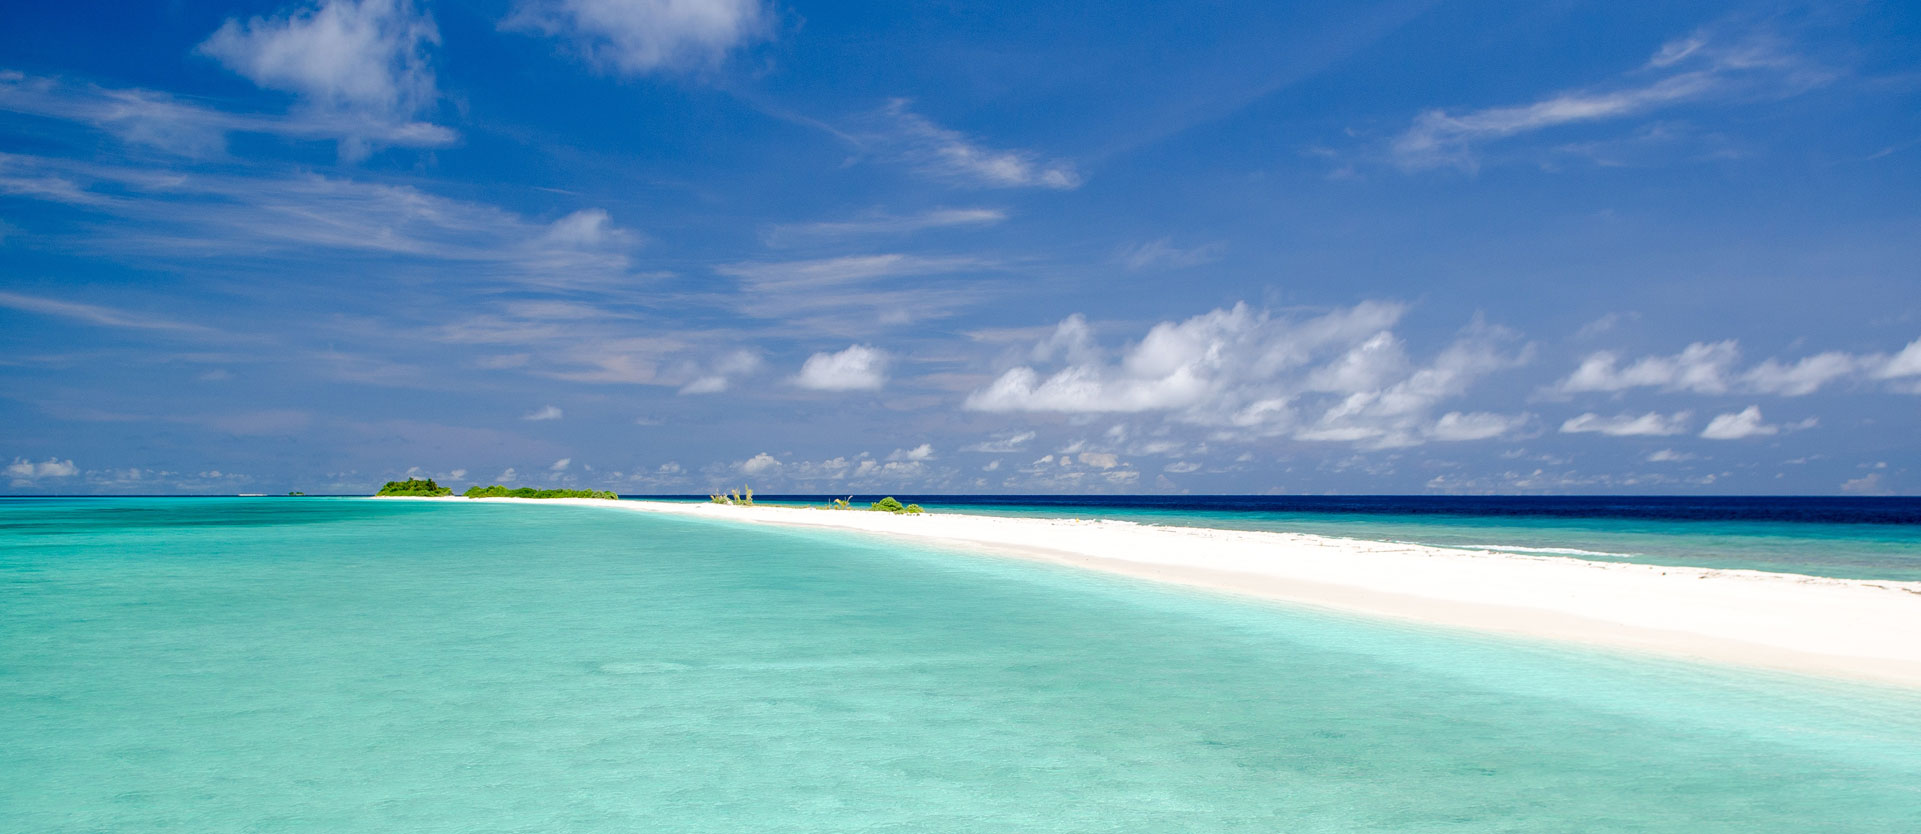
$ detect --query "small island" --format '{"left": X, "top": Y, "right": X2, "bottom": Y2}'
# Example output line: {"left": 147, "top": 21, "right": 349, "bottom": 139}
{"left": 376, "top": 477, "right": 453, "bottom": 497}
{"left": 374, "top": 478, "right": 617, "bottom": 500}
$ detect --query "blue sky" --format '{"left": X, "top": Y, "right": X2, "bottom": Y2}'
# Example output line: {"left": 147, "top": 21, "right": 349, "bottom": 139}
{"left": 3, "top": 0, "right": 1918, "bottom": 495}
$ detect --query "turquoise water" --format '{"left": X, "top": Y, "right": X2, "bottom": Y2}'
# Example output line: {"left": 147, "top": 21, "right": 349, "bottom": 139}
{"left": 881, "top": 502, "right": 1921, "bottom": 582}
{"left": 5, "top": 497, "right": 1921, "bottom": 832}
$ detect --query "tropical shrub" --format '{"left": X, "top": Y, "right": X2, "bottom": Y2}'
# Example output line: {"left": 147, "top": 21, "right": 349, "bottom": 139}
{"left": 462, "top": 485, "right": 617, "bottom": 500}
{"left": 377, "top": 478, "right": 452, "bottom": 497}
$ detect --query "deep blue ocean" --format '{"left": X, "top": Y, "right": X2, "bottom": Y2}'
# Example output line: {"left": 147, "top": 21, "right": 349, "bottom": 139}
{"left": 4, "top": 496, "right": 1920, "bottom": 831}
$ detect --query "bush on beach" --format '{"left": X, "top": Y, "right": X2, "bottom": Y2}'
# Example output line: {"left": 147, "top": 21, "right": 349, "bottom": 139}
{"left": 463, "top": 485, "right": 618, "bottom": 500}
{"left": 376, "top": 478, "right": 452, "bottom": 497}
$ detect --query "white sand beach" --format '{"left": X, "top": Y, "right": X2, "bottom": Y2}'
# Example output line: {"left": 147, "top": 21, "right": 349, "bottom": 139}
{"left": 455, "top": 497, "right": 1921, "bottom": 688}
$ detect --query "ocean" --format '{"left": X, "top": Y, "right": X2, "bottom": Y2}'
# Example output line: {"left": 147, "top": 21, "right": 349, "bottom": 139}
{"left": 719, "top": 494, "right": 1921, "bottom": 582}
{"left": 4, "top": 496, "right": 1919, "bottom": 832}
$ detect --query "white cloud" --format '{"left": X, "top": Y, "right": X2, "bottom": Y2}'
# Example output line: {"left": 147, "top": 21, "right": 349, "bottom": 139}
{"left": 1560, "top": 410, "right": 1691, "bottom": 436}
{"left": 1118, "top": 238, "right": 1224, "bottom": 271}
{"left": 1742, "top": 352, "right": 1862, "bottom": 396}
{"left": 962, "top": 431, "right": 1036, "bottom": 453}
{"left": 1874, "top": 339, "right": 1921, "bottom": 380}
{"left": 1164, "top": 461, "right": 1202, "bottom": 474}
{"left": 550, "top": 457, "right": 572, "bottom": 471}
{"left": 505, "top": 0, "right": 769, "bottom": 75}
{"left": 6, "top": 457, "right": 79, "bottom": 484}
{"left": 1556, "top": 337, "right": 1921, "bottom": 397}
{"left": 794, "top": 344, "right": 889, "bottom": 391}
{"left": 763, "top": 208, "right": 1005, "bottom": 246}
{"left": 1428, "top": 411, "right": 1528, "bottom": 442}
{"left": 1557, "top": 341, "right": 1738, "bottom": 394}
{"left": 0, "top": 158, "right": 641, "bottom": 290}
{"left": 888, "top": 444, "right": 934, "bottom": 462}
{"left": 966, "top": 301, "right": 1528, "bottom": 449}
{"left": 0, "top": 290, "right": 217, "bottom": 335}
{"left": 1840, "top": 472, "right": 1892, "bottom": 496}
{"left": 715, "top": 253, "right": 991, "bottom": 334}
{"left": 1699, "top": 406, "right": 1798, "bottom": 440}
{"left": 739, "top": 452, "right": 782, "bottom": 475}
{"left": 656, "top": 462, "right": 682, "bottom": 474}
{"left": 523, "top": 404, "right": 564, "bottom": 421}
{"left": 497, "top": 467, "right": 518, "bottom": 482}
{"left": 199, "top": 0, "right": 444, "bottom": 159}
{"left": 866, "top": 100, "right": 1080, "bottom": 189}
{"left": 1390, "top": 27, "right": 1831, "bottom": 171}
{"left": 1077, "top": 452, "right": 1120, "bottom": 469}
{"left": 676, "top": 348, "right": 762, "bottom": 395}
{"left": 1646, "top": 449, "right": 1695, "bottom": 462}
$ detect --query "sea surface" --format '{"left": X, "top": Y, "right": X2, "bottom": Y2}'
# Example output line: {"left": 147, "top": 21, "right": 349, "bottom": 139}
{"left": 723, "top": 494, "right": 1921, "bottom": 582}
{"left": 4, "top": 496, "right": 1920, "bottom": 832}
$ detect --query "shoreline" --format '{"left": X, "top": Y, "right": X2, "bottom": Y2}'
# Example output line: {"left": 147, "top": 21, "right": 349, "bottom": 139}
{"left": 406, "top": 496, "right": 1921, "bottom": 688}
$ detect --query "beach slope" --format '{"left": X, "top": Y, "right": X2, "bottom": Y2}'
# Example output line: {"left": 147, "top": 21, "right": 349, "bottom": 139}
{"left": 478, "top": 498, "right": 1921, "bottom": 687}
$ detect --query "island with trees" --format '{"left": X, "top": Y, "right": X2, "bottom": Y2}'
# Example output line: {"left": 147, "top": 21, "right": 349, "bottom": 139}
{"left": 373, "top": 478, "right": 617, "bottom": 500}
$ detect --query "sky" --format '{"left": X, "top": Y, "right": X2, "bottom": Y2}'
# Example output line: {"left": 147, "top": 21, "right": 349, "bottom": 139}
{"left": 2, "top": 0, "right": 1919, "bottom": 496}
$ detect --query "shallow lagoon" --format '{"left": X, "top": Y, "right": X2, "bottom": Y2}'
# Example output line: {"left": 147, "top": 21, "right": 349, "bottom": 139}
{"left": 4, "top": 498, "right": 1919, "bottom": 832}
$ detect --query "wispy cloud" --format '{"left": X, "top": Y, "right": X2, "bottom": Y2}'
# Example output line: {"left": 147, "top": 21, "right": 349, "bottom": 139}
{"left": 0, "top": 155, "right": 641, "bottom": 289}
{"left": 715, "top": 253, "right": 995, "bottom": 334}
{"left": 523, "top": 404, "right": 564, "bottom": 421}
{"left": 1117, "top": 238, "right": 1225, "bottom": 271}
{"left": 761, "top": 207, "right": 1006, "bottom": 247}
{"left": 504, "top": 0, "right": 770, "bottom": 75}
{"left": 862, "top": 100, "right": 1081, "bottom": 189}
{"left": 0, "top": 290, "right": 219, "bottom": 335}
{"left": 0, "top": 71, "right": 454, "bottom": 158}
{"left": 1389, "top": 26, "right": 1835, "bottom": 171}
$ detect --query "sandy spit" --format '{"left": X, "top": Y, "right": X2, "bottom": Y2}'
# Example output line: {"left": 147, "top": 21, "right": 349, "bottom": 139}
{"left": 403, "top": 496, "right": 1921, "bottom": 688}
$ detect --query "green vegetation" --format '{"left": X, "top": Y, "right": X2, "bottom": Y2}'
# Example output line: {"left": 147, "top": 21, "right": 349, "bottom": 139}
{"left": 710, "top": 486, "right": 754, "bottom": 505}
{"left": 869, "top": 497, "right": 924, "bottom": 514}
{"left": 463, "top": 485, "right": 618, "bottom": 500}
{"left": 288, "top": 491, "right": 305, "bottom": 496}
{"left": 376, "top": 478, "right": 452, "bottom": 497}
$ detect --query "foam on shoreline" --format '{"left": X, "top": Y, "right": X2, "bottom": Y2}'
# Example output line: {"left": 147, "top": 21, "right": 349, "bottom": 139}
{"left": 423, "top": 496, "right": 1921, "bottom": 688}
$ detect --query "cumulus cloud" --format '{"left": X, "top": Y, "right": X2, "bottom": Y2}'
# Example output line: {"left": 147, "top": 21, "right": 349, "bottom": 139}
{"left": 1646, "top": 449, "right": 1695, "bottom": 462}
{"left": 6, "top": 457, "right": 79, "bottom": 484}
{"left": 550, "top": 457, "right": 572, "bottom": 470}
{"left": 1164, "top": 461, "right": 1202, "bottom": 473}
{"left": 523, "top": 404, "right": 564, "bottom": 421}
{"left": 1840, "top": 472, "right": 1892, "bottom": 496}
{"left": 1554, "top": 337, "right": 1921, "bottom": 397}
{"left": 1560, "top": 410, "right": 1691, "bottom": 436}
{"left": 794, "top": 344, "right": 889, "bottom": 391}
{"left": 966, "top": 301, "right": 1529, "bottom": 448}
{"left": 739, "top": 452, "right": 782, "bottom": 474}
{"left": 199, "top": 0, "right": 446, "bottom": 158}
{"left": 1699, "top": 406, "right": 1814, "bottom": 440}
{"left": 505, "top": 0, "right": 769, "bottom": 75}
{"left": 864, "top": 100, "right": 1080, "bottom": 189}
{"left": 888, "top": 444, "right": 934, "bottom": 462}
